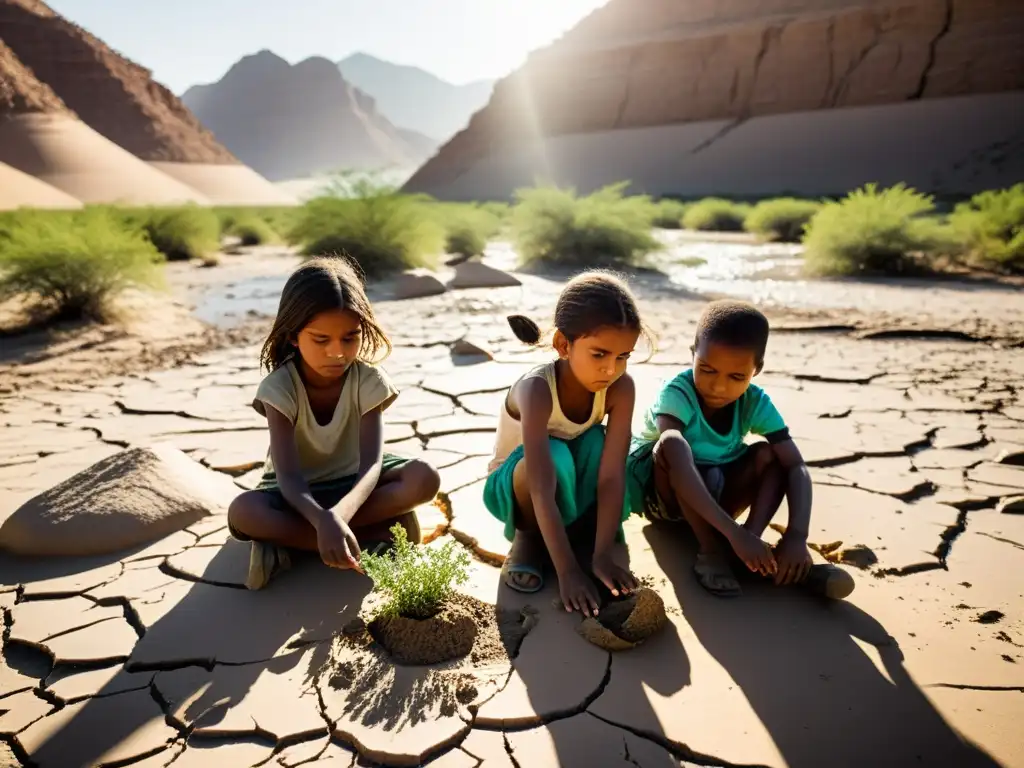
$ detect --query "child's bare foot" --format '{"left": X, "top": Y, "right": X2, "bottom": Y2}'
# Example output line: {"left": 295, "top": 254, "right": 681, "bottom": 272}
{"left": 694, "top": 550, "right": 742, "bottom": 597}
{"left": 501, "top": 530, "right": 546, "bottom": 593}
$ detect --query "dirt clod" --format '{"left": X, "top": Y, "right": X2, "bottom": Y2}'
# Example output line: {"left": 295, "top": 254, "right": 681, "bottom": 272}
{"left": 368, "top": 593, "right": 533, "bottom": 666}
{"left": 840, "top": 545, "right": 878, "bottom": 569}
{"left": 577, "top": 587, "right": 667, "bottom": 651}
{"left": 975, "top": 610, "right": 1005, "bottom": 625}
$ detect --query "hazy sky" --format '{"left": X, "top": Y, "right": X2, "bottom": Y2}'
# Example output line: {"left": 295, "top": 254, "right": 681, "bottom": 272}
{"left": 46, "top": 0, "right": 608, "bottom": 94}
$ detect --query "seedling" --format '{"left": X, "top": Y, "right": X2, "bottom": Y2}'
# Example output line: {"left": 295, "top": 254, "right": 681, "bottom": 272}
{"left": 361, "top": 523, "right": 471, "bottom": 620}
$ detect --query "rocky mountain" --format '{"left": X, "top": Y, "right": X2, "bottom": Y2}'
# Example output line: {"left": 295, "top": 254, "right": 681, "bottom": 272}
{"left": 0, "top": 36, "right": 66, "bottom": 115}
{"left": 338, "top": 52, "right": 494, "bottom": 141}
{"left": 0, "top": 0, "right": 235, "bottom": 163}
{"left": 182, "top": 51, "right": 437, "bottom": 182}
{"left": 403, "top": 0, "right": 1024, "bottom": 200}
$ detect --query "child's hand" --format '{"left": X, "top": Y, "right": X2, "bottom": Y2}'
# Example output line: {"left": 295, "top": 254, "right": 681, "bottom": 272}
{"left": 315, "top": 512, "right": 362, "bottom": 572}
{"left": 729, "top": 529, "right": 777, "bottom": 577}
{"left": 558, "top": 565, "right": 602, "bottom": 617}
{"left": 592, "top": 550, "right": 637, "bottom": 597}
{"left": 773, "top": 535, "right": 812, "bottom": 586}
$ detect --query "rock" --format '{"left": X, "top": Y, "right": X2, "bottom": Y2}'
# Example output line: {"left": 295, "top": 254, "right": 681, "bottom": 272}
{"left": 448, "top": 261, "right": 521, "bottom": 289}
{"left": 0, "top": 445, "right": 238, "bottom": 557}
{"left": 998, "top": 496, "right": 1024, "bottom": 515}
{"left": 451, "top": 337, "right": 494, "bottom": 361}
{"left": 392, "top": 271, "right": 448, "bottom": 300}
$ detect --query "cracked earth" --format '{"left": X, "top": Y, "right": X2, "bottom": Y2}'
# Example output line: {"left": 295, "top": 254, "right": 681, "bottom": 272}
{"left": 1, "top": 257, "right": 1023, "bottom": 767}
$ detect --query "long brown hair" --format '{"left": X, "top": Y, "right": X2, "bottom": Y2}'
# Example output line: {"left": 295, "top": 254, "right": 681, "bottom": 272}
{"left": 259, "top": 256, "right": 391, "bottom": 371}
{"left": 508, "top": 270, "right": 656, "bottom": 354}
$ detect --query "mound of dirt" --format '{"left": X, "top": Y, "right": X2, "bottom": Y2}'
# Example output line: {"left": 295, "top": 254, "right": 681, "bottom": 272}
{"left": 577, "top": 588, "right": 667, "bottom": 652}
{"left": 368, "top": 593, "right": 534, "bottom": 666}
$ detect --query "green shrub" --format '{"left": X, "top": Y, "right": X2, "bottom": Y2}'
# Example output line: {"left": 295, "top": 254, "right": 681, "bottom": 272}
{"left": 478, "top": 201, "right": 511, "bottom": 223}
{"left": 651, "top": 199, "right": 688, "bottom": 229}
{"left": 682, "top": 198, "right": 750, "bottom": 232}
{"left": 136, "top": 206, "right": 220, "bottom": 261}
{"left": 510, "top": 182, "right": 660, "bottom": 268}
{"left": 289, "top": 179, "right": 444, "bottom": 278}
{"left": 802, "top": 183, "right": 947, "bottom": 276}
{"left": 438, "top": 204, "right": 501, "bottom": 258}
{"left": 947, "top": 184, "right": 1024, "bottom": 271}
{"left": 745, "top": 198, "right": 822, "bottom": 242}
{"left": 361, "top": 524, "right": 471, "bottom": 620}
{"left": 230, "top": 215, "right": 277, "bottom": 246}
{"left": 0, "top": 207, "right": 163, "bottom": 322}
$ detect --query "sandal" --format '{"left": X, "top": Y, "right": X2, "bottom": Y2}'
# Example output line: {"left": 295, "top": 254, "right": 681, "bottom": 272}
{"left": 501, "top": 531, "right": 546, "bottom": 593}
{"left": 694, "top": 552, "right": 742, "bottom": 598}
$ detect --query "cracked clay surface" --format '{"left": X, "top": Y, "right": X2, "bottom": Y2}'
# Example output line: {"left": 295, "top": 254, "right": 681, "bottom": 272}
{"left": 1, "top": 267, "right": 1022, "bottom": 768}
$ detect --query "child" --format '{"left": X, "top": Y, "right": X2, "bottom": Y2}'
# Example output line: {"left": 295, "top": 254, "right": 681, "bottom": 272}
{"left": 627, "top": 300, "right": 854, "bottom": 599}
{"left": 228, "top": 257, "right": 441, "bottom": 590}
{"left": 484, "top": 272, "right": 650, "bottom": 617}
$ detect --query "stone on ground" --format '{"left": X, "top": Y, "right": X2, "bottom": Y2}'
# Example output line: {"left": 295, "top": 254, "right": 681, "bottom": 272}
{"left": 449, "top": 262, "right": 522, "bottom": 289}
{"left": 0, "top": 445, "right": 239, "bottom": 556}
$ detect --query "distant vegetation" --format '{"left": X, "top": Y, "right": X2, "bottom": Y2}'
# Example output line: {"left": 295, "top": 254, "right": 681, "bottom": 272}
{"left": 131, "top": 205, "right": 221, "bottom": 262}
{"left": 651, "top": 200, "right": 689, "bottom": 229}
{"left": 682, "top": 198, "right": 751, "bottom": 232}
{"left": 511, "top": 182, "right": 661, "bottom": 268}
{"left": 744, "top": 198, "right": 822, "bottom": 243}
{"left": 433, "top": 202, "right": 503, "bottom": 259}
{"left": 0, "top": 207, "right": 163, "bottom": 323}
{"left": 802, "top": 184, "right": 948, "bottom": 276}
{"left": 947, "top": 184, "right": 1024, "bottom": 272}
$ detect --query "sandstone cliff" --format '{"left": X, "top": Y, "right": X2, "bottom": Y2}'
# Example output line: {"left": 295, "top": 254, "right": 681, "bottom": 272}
{"left": 0, "top": 37, "right": 66, "bottom": 115}
{"left": 0, "top": 0, "right": 236, "bottom": 163}
{"left": 404, "top": 0, "right": 1024, "bottom": 196}
{"left": 181, "top": 51, "right": 435, "bottom": 181}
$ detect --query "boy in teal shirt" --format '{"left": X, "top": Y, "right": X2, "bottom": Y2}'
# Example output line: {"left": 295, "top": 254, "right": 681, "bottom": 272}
{"left": 627, "top": 300, "right": 854, "bottom": 599}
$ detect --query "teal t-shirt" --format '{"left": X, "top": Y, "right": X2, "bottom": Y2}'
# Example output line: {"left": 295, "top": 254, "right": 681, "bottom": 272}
{"left": 636, "top": 369, "right": 787, "bottom": 465}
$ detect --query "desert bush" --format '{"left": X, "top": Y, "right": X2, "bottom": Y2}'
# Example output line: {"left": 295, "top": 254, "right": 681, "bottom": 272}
{"left": 135, "top": 206, "right": 220, "bottom": 261}
{"left": 651, "top": 199, "right": 689, "bottom": 229}
{"left": 229, "top": 215, "right": 277, "bottom": 246}
{"left": 947, "top": 184, "right": 1024, "bottom": 272}
{"left": 0, "top": 207, "right": 163, "bottom": 322}
{"left": 802, "top": 184, "right": 947, "bottom": 276}
{"left": 511, "top": 182, "right": 661, "bottom": 268}
{"left": 361, "top": 523, "right": 471, "bottom": 620}
{"left": 682, "top": 198, "right": 750, "bottom": 232}
{"left": 438, "top": 203, "right": 502, "bottom": 258}
{"left": 289, "top": 179, "right": 444, "bottom": 278}
{"left": 744, "top": 198, "right": 822, "bottom": 242}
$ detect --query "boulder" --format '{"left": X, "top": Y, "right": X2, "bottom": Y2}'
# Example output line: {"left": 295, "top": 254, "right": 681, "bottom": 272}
{"left": 0, "top": 445, "right": 238, "bottom": 557}
{"left": 449, "top": 261, "right": 521, "bottom": 289}
{"left": 451, "top": 337, "right": 493, "bottom": 361}
{"left": 392, "top": 270, "right": 447, "bottom": 300}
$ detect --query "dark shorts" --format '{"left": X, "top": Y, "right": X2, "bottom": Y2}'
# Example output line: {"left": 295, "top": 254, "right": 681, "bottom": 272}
{"left": 229, "top": 453, "right": 411, "bottom": 541}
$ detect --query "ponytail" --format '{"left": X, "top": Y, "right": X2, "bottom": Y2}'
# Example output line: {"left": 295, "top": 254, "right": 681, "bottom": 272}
{"left": 507, "top": 315, "right": 542, "bottom": 345}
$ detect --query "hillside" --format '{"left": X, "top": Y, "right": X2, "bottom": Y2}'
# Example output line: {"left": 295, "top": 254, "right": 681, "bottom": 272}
{"left": 403, "top": 0, "right": 1024, "bottom": 199}
{"left": 0, "top": 0, "right": 236, "bottom": 163}
{"left": 182, "top": 51, "right": 436, "bottom": 181}
{"left": 338, "top": 52, "right": 493, "bottom": 141}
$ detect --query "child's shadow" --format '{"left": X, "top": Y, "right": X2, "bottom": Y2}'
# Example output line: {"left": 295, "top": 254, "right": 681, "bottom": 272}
{"left": 645, "top": 524, "right": 1001, "bottom": 768}
{"left": 496, "top": 533, "right": 693, "bottom": 767}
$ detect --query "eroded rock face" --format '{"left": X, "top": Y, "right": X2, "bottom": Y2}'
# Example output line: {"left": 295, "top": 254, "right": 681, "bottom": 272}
{"left": 404, "top": 0, "right": 1024, "bottom": 196}
{"left": 0, "top": 37, "right": 67, "bottom": 115}
{"left": 0, "top": 0, "right": 236, "bottom": 163}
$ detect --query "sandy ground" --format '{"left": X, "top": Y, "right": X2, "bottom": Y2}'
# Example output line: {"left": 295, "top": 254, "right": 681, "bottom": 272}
{"left": 0, "top": 243, "right": 1022, "bottom": 767}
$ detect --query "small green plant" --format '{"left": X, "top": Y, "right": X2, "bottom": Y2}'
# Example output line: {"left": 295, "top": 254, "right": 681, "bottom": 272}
{"left": 289, "top": 177, "right": 444, "bottom": 279}
{"left": 136, "top": 205, "right": 221, "bottom": 261}
{"left": 511, "top": 182, "right": 661, "bottom": 268}
{"left": 744, "top": 198, "right": 822, "bottom": 242}
{"left": 229, "top": 214, "right": 277, "bottom": 246}
{"left": 0, "top": 207, "right": 163, "bottom": 322}
{"left": 682, "top": 198, "right": 750, "bottom": 232}
{"left": 947, "top": 184, "right": 1024, "bottom": 272}
{"left": 651, "top": 199, "right": 688, "bottom": 229}
{"left": 802, "top": 183, "right": 947, "bottom": 276}
{"left": 362, "top": 524, "right": 471, "bottom": 620}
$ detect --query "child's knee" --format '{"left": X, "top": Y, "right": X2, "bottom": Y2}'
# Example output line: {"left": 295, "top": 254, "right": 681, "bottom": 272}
{"left": 403, "top": 459, "right": 441, "bottom": 501}
{"left": 656, "top": 431, "right": 695, "bottom": 470}
{"left": 227, "top": 491, "right": 265, "bottom": 536}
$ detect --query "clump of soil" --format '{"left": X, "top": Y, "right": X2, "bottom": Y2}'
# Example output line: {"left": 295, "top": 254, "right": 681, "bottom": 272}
{"left": 975, "top": 610, "right": 1005, "bottom": 625}
{"left": 368, "top": 593, "right": 534, "bottom": 666}
{"left": 839, "top": 545, "right": 878, "bottom": 569}
{"left": 577, "top": 588, "right": 667, "bottom": 652}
